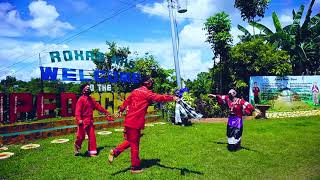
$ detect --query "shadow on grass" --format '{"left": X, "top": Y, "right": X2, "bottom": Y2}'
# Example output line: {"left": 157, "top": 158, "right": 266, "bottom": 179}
{"left": 213, "top": 141, "right": 260, "bottom": 152}
{"left": 77, "top": 145, "right": 113, "bottom": 157}
{"left": 111, "top": 159, "right": 204, "bottom": 176}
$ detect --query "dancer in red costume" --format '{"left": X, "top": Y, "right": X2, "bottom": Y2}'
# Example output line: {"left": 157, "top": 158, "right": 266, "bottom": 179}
{"left": 74, "top": 84, "right": 113, "bottom": 157}
{"left": 108, "top": 76, "right": 178, "bottom": 174}
{"left": 209, "top": 89, "right": 258, "bottom": 151}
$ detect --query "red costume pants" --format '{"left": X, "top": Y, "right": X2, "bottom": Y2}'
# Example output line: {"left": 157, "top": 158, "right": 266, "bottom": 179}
{"left": 74, "top": 124, "right": 97, "bottom": 155}
{"left": 114, "top": 127, "right": 141, "bottom": 167}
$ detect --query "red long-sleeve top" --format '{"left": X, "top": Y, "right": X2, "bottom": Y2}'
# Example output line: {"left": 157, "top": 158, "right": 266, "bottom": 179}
{"left": 75, "top": 95, "right": 110, "bottom": 125}
{"left": 119, "top": 86, "right": 174, "bottom": 129}
{"left": 252, "top": 87, "right": 260, "bottom": 96}
{"left": 216, "top": 95, "right": 254, "bottom": 118}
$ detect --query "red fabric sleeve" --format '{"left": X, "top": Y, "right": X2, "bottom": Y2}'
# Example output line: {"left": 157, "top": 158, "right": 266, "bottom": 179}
{"left": 75, "top": 97, "right": 83, "bottom": 124}
{"left": 91, "top": 97, "right": 110, "bottom": 115}
{"left": 216, "top": 95, "right": 228, "bottom": 105}
{"left": 240, "top": 99, "right": 255, "bottom": 115}
{"left": 119, "top": 94, "right": 132, "bottom": 112}
{"left": 146, "top": 91, "right": 174, "bottom": 102}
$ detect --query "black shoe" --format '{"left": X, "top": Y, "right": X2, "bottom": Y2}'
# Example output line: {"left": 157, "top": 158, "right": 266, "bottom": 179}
{"left": 236, "top": 142, "right": 242, "bottom": 151}
{"left": 227, "top": 144, "right": 236, "bottom": 152}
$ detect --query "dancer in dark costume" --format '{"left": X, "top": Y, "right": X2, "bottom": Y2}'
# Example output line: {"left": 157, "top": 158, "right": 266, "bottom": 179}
{"left": 209, "top": 89, "right": 256, "bottom": 151}
{"left": 173, "top": 88, "right": 202, "bottom": 126}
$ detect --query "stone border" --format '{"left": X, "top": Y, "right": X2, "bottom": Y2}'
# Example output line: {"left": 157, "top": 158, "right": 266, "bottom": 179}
{"left": 266, "top": 110, "right": 320, "bottom": 118}
{"left": 192, "top": 110, "right": 320, "bottom": 123}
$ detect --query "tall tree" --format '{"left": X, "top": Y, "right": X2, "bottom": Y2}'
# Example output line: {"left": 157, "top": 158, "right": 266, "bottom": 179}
{"left": 204, "top": 12, "right": 233, "bottom": 94}
{"left": 93, "top": 41, "right": 130, "bottom": 72}
{"left": 230, "top": 38, "right": 292, "bottom": 98}
{"left": 131, "top": 53, "right": 176, "bottom": 94}
{"left": 234, "top": 0, "right": 270, "bottom": 35}
{"left": 0, "top": 76, "right": 22, "bottom": 93}
{"left": 185, "top": 72, "right": 212, "bottom": 98}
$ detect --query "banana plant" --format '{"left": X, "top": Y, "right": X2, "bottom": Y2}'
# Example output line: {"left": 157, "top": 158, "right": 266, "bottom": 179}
{"left": 238, "top": 0, "right": 320, "bottom": 75}
{"left": 237, "top": 24, "right": 266, "bottom": 42}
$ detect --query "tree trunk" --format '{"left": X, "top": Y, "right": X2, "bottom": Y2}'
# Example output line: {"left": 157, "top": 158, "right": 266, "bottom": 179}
{"left": 219, "top": 56, "right": 223, "bottom": 94}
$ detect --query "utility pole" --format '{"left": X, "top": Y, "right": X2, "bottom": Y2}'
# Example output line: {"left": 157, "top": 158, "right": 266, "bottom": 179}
{"left": 167, "top": 0, "right": 187, "bottom": 89}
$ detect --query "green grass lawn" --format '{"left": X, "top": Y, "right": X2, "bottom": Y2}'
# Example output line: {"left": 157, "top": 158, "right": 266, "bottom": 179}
{"left": 1, "top": 116, "right": 320, "bottom": 179}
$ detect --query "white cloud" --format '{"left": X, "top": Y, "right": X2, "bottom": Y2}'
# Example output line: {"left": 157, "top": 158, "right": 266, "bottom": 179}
{"left": 137, "top": 2, "right": 168, "bottom": 19}
{"left": 28, "top": 1, "right": 59, "bottom": 28}
{"left": 119, "top": 39, "right": 173, "bottom": 68}
{"left": 179, "top": 21, "right": 208, "bottom": 48}
{"left": 280, "top": 14, "right": 293, "bottom": 26}
{"left": 118, "top": 38, "right": 212, "bottom": 80}
{"left": 6, "top": 9, "right": 26, "bottom": 29}
{"left": 179, "top": 50, "right": 212, "bottom": 79}
{"left": 0, "top": 3, "right": 24, "bottom": 37}
{"left": 28, "top": 0, "right": 74, "bottom": 37}
{"left": 0, "top": 38, "right": 69, "bottom": 63}
{"left": 0, "top": 0, "right": 73, "bottom": 38}
{"left": 176, "top": 0, "right": 218, "bottom": 19}
{"left": 137, "top": 0, "right": 225, "bottom": 21}
{"left": 0, "top": 37, "right": 72, "bottom": 81}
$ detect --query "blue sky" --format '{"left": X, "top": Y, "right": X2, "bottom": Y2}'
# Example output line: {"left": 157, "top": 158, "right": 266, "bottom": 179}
{"left": 0, "top": 0, "right": 319, "bottom": 82}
